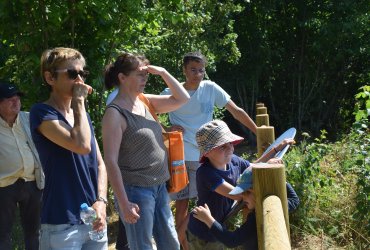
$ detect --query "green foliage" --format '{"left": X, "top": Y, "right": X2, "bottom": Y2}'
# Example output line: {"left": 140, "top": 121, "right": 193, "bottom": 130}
{"left": 353, "top": 85, "right": 370, "bottom": 122}
{"left": 0, "top": 0, "right": 242, "bottom": 139}
{"left": 284, "top": 88, "right": 370, "bottom": 248}
{"left": 213, "top": 106, "right": 226, "bottom": 120}
{"left": 213, "top": 0, "right": 370, "bottom": 138}
{"left": 2, "top": 1, "right": 369, "bottom": 248}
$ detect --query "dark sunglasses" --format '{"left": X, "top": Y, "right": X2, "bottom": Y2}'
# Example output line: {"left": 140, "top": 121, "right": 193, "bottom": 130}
{"left": 55, "top": 69, "right": 89, "bottom": 80}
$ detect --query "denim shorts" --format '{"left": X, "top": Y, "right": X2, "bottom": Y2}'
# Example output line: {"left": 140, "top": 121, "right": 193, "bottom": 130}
{"left": 39, "top": 223, "right": 108, "bottom": 249}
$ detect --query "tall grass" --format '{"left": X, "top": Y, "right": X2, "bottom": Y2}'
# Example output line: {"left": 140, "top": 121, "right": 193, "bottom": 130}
{"left": 285, "top": 124, "right": 369, "bottom": 249}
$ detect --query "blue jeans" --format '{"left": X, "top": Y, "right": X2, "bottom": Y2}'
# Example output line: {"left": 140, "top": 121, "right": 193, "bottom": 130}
{"left": 0, "top": 179, "right": 42, "bottom": 250}
{"left": 39, "top": 223, "right": 108, "bottom": 250}
{"left": 122, "top": 183, "right": 180, "bottom": 250}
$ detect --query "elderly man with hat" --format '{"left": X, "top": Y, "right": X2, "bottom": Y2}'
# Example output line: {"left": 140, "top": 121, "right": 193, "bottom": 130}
{"left": 0, "top": 81, "right": 44, "bottom": 250}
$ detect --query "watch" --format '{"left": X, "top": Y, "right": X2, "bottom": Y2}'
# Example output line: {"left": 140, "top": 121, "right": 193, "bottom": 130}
{"left": 96, "top": 196, "right": 108, "bottom": 205}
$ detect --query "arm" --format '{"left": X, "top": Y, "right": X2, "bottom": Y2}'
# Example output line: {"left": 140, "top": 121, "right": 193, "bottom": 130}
{"left": 38, "top": 84, "right": 91, "bottom": 154}
{"left": 225, "top": 100, "right": 257, "bottom": 135}
{"left": 92, "top": 139, "right": 108, "bottom": 231}
{"left": 193, "top": 204, "right": 257, "bottom": 248}
{"left": 214, "top": 181, "right": 243, "bottom": 201}
{"left": 286, "top": 182, "right": 300, "bottom": 212}
{"left": 143, "top": 65, "right": 190, "bottom": 114}
{"left": 255, "top": 138, "right": 295, "bottom": 163}
{"left": 102, "top": 107, "right": 140, "bottom": 224}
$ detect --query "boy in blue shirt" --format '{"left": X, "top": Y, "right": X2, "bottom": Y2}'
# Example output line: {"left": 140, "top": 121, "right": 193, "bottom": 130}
{"left": 192, "top": 167, "right": 300, "bottom": 250}
{"left": 187, "top": 120, "right": 294, "bottom": 250}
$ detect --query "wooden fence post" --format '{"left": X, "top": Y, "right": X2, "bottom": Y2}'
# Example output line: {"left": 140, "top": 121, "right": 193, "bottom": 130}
{"left": 263, "top": 196, "right": 291, "bottom": 249}
{"left": 253, "top": 163, "right": 291, "bottom": 250}
{"left": 257, "top": 107, "right": 267, "bottom": 115}
{"left": 256, "top": 114, "right": 270, "bottom": 126}
{"left": 256, "top": 126, "right": 275, "bottom": 157}
{"left": 256, "top": 102, "right": 265, "bottom": 109}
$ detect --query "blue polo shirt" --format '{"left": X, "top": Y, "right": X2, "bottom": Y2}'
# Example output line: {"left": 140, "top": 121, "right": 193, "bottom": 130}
{"left": 188, "top": 155, "right": 250, "bottom": 241}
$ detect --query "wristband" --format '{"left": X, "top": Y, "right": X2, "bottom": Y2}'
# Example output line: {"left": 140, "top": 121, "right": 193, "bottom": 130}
{"left": 273, "top": 147, "right": 278, "bottom": 153}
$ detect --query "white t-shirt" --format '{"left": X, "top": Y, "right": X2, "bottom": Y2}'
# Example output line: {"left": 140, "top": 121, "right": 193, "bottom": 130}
{"left": 106, "top": 88, "right": 119, "bottom": 105}
{"left": 161, "top": 80, "right": 230, "bottom": 161}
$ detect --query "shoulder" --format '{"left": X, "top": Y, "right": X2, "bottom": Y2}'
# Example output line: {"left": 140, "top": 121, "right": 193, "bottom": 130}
{"left": 30, "top": 103, "right": 53, "bottom": 114}
{"left": 104, "top": 104, "right": 127, "bottom": 121}
{"left": 201, "top": 80, "right": 218, "bottom": 88}
{"left": 196, "top": 162, "right": 215, "bottom": 176}
{"left": 230, "top": 155, "right": 249, "bottom": 166}
{"left": 19, "top": 111, "right": 29, "bottom": 119}
{"left": 30, "top": 103, "right": 58, "bottom": 120}
{"left": 202, "top": 80, "right": 224, "bottom": 89}
{"left": 103, "top": 104, "right": 128, "bottom": 127}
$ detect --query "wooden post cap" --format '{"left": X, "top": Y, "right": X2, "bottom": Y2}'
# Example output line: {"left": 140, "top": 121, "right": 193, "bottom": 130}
{"left": 256, "top": 103, "right": 265, "bottom": 108}
{"left": 256, "top": 107, "right": 267, "bottom": 115}
{"left": 256, "top": 126, "right": 275, "bottom": 157}
{"left": 256, "top": 114, "right": 269, "bottom": 127}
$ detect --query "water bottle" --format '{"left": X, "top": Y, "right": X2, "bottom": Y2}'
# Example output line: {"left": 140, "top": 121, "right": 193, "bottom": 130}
{"left": 80, "top": 203, "right": 104, "bottom": 241}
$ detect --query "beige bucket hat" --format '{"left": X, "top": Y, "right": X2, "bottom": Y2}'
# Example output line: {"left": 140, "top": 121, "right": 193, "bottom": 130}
{"left": 196, "top": 120, "right": 244, "bottom": 163}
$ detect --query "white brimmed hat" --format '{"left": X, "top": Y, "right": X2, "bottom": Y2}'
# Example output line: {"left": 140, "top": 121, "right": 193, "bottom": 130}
{"left": 196, "top": 120, "right": 244, "bottom": 163}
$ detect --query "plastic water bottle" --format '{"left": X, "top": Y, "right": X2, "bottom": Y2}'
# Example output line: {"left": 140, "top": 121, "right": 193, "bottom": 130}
{"left": 80, "top": 203, "right": 104, "bottom": 241}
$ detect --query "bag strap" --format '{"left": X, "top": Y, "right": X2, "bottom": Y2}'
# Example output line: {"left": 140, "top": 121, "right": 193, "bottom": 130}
{"left": 138, "top": 94, "right": 159, "bottom": 121}
{"left": 138, "top": 94, "right": 166, "bottom": 133}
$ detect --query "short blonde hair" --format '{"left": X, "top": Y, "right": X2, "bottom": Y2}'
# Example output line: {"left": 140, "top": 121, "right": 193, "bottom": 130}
{"left": 40, "top": 47, "right": 86, "bottom": 84}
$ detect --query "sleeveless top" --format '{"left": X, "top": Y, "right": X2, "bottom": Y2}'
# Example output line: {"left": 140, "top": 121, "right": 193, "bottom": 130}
{"left": 107, "top": 104, "right": 169, "bottom": 187}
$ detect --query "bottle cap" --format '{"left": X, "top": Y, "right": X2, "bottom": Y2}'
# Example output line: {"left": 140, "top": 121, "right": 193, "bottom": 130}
{"left": 80, "top": 203, "right": 88, "bottom": 210}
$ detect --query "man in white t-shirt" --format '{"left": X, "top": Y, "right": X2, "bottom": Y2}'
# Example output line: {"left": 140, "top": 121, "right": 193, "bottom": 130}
{"left": 161, "top": 51, "right": 257, "bottom": 250}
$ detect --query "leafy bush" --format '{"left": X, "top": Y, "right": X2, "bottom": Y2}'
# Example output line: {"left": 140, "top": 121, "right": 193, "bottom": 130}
{"left": 284, "top": 85, "right": 370, "bottom": 249}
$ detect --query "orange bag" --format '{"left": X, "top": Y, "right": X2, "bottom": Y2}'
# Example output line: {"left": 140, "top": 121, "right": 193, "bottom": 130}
{"left": 162, "top": 131, "right": 189, "bottom": 193}
{"left": 139, "top": 94, "right": 189, "bottom": 193}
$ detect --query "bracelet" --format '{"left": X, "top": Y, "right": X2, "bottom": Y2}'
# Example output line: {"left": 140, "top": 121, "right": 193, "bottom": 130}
{"left": 96, "top": 196, "right": 108, "bottom": 205}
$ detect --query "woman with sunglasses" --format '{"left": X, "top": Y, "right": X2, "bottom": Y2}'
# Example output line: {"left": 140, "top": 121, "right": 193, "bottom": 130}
{"left": 102, "top": 53, "right": 189, "bottom": 250}
{"left": 30, "top": 47, "right": 108, "bottom": 249}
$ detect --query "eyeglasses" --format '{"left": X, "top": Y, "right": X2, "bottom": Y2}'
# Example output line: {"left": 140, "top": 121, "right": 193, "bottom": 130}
{"left": 55, "top": 69, "right": 89, "bottom": 80}
{"left": 190, "top": 68, "right": 206, "bottom": 75}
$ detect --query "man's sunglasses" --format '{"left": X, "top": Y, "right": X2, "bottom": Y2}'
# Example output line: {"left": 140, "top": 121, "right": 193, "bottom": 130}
{"left": 55, "top": 69, "right": 89, "bottom": 80}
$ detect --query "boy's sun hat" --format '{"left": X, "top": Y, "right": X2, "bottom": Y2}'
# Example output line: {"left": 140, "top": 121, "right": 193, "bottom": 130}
{"left": 229, "top": 166, "right": 253, "bottom": 195}
{"left": 196, "top": 120, "right": 244, "bottom": 163}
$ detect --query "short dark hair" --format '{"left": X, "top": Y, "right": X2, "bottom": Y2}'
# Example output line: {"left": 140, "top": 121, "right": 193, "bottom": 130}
{"left": 183, "top": 51, "right": 207, "bottom": 67}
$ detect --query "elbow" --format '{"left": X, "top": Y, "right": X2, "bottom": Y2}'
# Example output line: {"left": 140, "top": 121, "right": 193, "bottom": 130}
{"left": 231, "top": 108, "right": 244, "bottom": 121}
{"left": 172, "top": 94, "right": 190, "bottom": 108}
{"left": 180, "top": 93, "right": 190, "bottom": 104}
{"left": 75, "top": 144, "right": 91, "bottom": 155}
